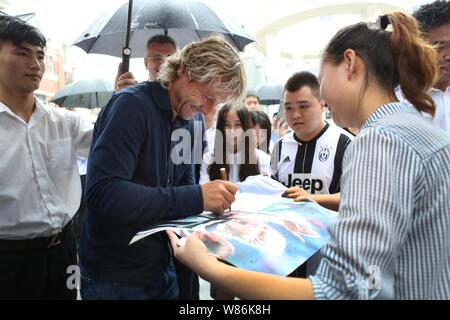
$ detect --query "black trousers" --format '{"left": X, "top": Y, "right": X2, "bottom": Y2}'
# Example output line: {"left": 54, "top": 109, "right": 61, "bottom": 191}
{"left": 288, "top": 251, "right": 322, "bottom": 278}
{"left": 0, "top": 223, "right": 77, "bottom": 300}
{"left": 174, "top": 258, "right": 199, "bottom": 300}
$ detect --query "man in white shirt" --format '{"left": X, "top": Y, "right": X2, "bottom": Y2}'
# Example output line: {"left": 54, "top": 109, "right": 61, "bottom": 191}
{"left": 0, "top": 15, "right": 93, "bottom": 299}
{"left": 414, "top": 0, "right": 450, "bottom": 134}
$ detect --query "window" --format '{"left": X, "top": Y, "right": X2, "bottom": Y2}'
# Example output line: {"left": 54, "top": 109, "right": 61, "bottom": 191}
{"left": 65, "top": 71, "right": 73, "bottom": 84}
{"left": 46, "top": 55, "right": 57, "bottom": 75}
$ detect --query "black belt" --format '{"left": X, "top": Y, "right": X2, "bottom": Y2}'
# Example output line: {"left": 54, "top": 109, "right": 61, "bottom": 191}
{"left": 0, "top": 221, "right": 73, "bottom": 251}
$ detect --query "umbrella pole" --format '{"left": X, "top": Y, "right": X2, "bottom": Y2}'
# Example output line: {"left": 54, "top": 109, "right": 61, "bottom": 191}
{"left": 121, "top": 0, "right": 133, "bottom": 74}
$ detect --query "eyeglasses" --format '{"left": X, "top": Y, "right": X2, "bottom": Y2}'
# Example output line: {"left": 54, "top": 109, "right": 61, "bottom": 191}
{"left": 146, "top": 55, "right": 168, "bottom": 64}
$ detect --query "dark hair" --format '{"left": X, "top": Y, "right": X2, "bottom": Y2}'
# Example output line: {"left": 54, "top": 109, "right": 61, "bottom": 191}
{"left": 0, "top": 15, "right": 46, "bottom": 48}
{"left": 414, "top": 0, "right": 450, "bottom": 33}
{"left": 208, "top": 104, "right": 260, "bottom": 181}
{"left": 284, "top": 71, "right": 320, "bottom": 100}
{"left": 322, "top": 12, "right": 438, "bottom": 116}
{"left": 250, "top": 110, "right": 271, "bottom": 154}
{"left": 245, "top": 92, "right": 260, "bottom": 102}
{"left": 146, "top": 34, "right": 176, "bottom": 49}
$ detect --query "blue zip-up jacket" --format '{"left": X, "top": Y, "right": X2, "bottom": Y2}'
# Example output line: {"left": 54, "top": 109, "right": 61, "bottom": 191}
{"left": 79, "top": 81, "right": 203, "bottom": 285}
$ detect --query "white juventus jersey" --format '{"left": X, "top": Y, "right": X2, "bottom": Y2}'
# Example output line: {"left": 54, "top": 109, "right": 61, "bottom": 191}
{"left": 271, "top": 123, "right": 353, "bottom": 194}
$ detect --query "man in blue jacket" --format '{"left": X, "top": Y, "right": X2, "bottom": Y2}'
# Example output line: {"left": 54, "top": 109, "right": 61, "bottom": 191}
{"left": 79, "top": 36, "right": 246, "bottom": 300}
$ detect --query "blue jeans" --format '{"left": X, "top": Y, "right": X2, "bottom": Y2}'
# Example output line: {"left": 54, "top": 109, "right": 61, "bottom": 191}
{"left": 80, "top": 268, "right": 179, "bottom": 300}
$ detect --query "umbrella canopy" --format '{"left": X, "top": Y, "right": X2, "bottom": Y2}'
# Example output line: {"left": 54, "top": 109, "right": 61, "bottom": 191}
{"left": 252, "top": 83, "right": 284, "bottom": 105}
{"left": 73, "top": 0, "right": 254, "bottom": 57}
{"left": 14, "top": 12, "right": 36, "bottom": 22}
{"left": 0, "top": 12, "right": 35, "bottom": 19}
{"left": 50, "top": 78, "right": 114, "bottom": 109}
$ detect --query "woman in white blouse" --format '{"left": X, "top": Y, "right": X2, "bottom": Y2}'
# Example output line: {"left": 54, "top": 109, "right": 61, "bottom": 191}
{"left": 199, "top": 104, "right": 270, "bottom": 184}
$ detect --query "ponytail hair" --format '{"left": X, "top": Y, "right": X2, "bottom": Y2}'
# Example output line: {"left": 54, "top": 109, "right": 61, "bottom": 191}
{"left": 322, "top": 11, "right": 438, "bottom": 116}
{"left": 388, "top": 12, "right": 438, "bottom": 116}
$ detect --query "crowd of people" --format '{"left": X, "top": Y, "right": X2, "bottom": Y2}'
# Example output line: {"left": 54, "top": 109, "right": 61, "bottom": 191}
{"left": 0, "top": 0, "right": 449, "bottom": 300}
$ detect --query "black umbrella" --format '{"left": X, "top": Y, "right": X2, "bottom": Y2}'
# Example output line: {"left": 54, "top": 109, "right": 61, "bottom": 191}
{"left": 0, "top": 11, "right": 36, "bottom": 20}
{"left": 14, "top": 12, "right": 36, "bottom": 22}
{"left": 72, "top": 0, "right": 254, "bottom": 59}
{"left": 252, "top": 83, "right": 284, "bottom": 106}
{"left": 50, "top": 78, "right": 114, "bottom": 109}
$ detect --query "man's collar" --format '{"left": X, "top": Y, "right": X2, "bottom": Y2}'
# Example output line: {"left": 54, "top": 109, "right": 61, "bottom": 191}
{"left": 0, "top": 101, "right": 9, "bottom": 113}
{"left": 429, "top": 85, "right": 450, "bottom": 93}
{"left": 34, "top": 96, "right": 48, "bottom": 111}
{"left": 149, "top": 80, "right": 172, "bottom": 112}
{"left": 0, "top": 96, "right": 47, "bottom": 116}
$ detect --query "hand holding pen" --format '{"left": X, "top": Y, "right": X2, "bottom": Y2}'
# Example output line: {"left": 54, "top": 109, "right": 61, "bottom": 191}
{"left": 200, "top": 167, "right": 237, "bottom": 215}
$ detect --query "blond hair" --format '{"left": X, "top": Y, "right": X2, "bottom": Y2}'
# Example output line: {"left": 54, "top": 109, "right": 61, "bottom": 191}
{"left": 158, "top": 35, "right": 246, "bottom": 105}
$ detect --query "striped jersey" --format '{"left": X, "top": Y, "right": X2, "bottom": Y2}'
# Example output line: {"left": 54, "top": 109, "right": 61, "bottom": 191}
{"left": 271, "top": 122, "right": 353, "bottom": 194}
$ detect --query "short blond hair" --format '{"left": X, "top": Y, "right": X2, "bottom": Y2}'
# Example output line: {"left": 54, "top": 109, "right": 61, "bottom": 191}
{"left": 158, "top": 35, "right": 246, "bottom": 105}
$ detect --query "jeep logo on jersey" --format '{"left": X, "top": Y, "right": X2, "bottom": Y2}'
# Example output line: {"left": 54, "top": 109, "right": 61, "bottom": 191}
{"left": 284, "top": 174, "right": 325, "bottom": 194}
{"left": 318, "top": 147, "right": 330, "bottom": 162}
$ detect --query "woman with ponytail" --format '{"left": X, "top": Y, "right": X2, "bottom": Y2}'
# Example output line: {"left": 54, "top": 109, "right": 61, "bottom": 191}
{"left": 167, "top": 12, "right": 450, "bottom": 300}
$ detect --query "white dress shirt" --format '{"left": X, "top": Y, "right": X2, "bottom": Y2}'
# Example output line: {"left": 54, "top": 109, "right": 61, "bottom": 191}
{"left": 0, "top": 98, "right": 93, "bottom": 239}
{"left": 199, "top": 149, "right": 271, "bottom": 184}
{"left": 204, "top": 125, "right": 216, "bottom": 154}
{"left": 395, "top": 85, "right": 450, "bottom": 135}
{"left": 428, "top": 86, "right": 450, "bottom": 135}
